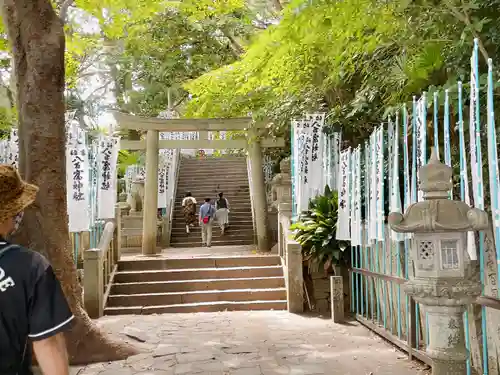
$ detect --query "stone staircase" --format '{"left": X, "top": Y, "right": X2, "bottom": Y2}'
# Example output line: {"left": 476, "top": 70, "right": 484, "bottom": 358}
{"left": 170, "top": 156, "right": 255, "bottom": 248}
{"left": 104, "top": 255, "right": 287, "bottom": 315}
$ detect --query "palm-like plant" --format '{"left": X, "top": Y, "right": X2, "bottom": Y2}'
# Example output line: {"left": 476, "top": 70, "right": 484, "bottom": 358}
{"left": 290, "top": 185, "right": 348, "bottom": 274}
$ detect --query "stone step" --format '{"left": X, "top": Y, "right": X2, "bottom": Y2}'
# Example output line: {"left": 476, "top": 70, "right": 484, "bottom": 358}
{"left": 171, "top": 209, "right": 253, "bottom": 216}
{"left": 171, "top": 219, "right": 253, "bottom": 226}
{"left": 110, "top": 276, "right": 285, "bottom": 293}
{"left": 107, "top": 287, "right": 287, "bottom": 307}
{"left": 104, "top": 300, "right": 287, "bottom": 315}
{"left": 174, "top": 197, "right": 251, "bottom": 203}
{"left": 170, "top": 239, "right": 254, "bottom": 248}
{"left": 178, "top": 170, "right": 247, "bottom": 175}
{"left": 170, "top": 233, "right": 254, "bottom": 244}
{"left": 171, "top": 224, "right": 254, "bottom": 233}
{"left": 172, "top": 210, "right": 252, "bottom": 216}
{"left": 176, "top": 183, "right": 249, "bottom": 191}
{"left": 178, "top": 173, "right": 248, "bottom": 178}
{"left": 172, "top": 212, "right": 253, "bottom": 220}
{"left": 178, "top": 174, "right": 248, "bottom": 179}
{"left": 118, "top": 256, "right": 281, "bottom": 271}
{"left": 174, "top": 189, "right": 250, "bottom": 196}
{"left": 181, "top": 158, "right": 246, "bottom": 163}
{"left": 178, "top": 172, "right": 248, "bottom": 178}
{"left": 120, "top": 246, "right": 163, "bottom": 254}
{"left": 178, "top": 166, "right": 247, "bottom": 173}
{"left": 171, "top": 220, "right": 253, "bottom": 227}
{"left": 114, "top": 265, "right": 282, "bottom": 283}
{"left": 174, "top": 203, "right": 252, "bottom": 211}
{"left": 180, "top": 159, "right": 246, "bottom": 165}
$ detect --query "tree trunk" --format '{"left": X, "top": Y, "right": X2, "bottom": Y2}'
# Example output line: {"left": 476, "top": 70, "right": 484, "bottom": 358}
{"left": 1, "top": 0, "right": 138, "bottom": 365}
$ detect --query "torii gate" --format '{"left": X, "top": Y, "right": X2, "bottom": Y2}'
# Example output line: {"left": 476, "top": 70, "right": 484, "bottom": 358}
{"left": 112, "top": 112, "right": 285, "bottom": 255}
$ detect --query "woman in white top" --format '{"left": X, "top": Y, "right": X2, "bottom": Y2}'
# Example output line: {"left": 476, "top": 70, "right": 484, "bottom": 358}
{"left": 182, "top": 192, "right": 197, "bottom": 233}
{"left": 215, "top": 192, "right": 230, "bottom": 235}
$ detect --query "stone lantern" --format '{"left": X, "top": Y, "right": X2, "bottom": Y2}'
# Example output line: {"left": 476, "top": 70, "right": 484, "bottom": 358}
{"left": 388, "top": 148, "right": 488, "bottom": 375}
{"left": 269, "top": 157, "right": 292, "bottom": 209}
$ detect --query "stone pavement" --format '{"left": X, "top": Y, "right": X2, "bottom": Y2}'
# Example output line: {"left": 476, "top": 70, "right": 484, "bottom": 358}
{"left": 72, "top": 311, "right": 431, "bottom": 375}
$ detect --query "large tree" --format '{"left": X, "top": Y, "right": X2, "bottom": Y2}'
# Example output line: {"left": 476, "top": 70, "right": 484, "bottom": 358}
{"left": 1, "top": 0, "right": 137, "bottom": 364}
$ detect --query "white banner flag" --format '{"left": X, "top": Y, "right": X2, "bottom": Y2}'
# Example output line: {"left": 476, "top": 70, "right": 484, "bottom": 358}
{"left": 350, "top": 147, "right": 362, "bottom": 246}
{"left": 0, "top": 139, "right": 9, "bottom": 164}
{"left": 416, "top": 97, "right": 426, "bottom": 202}
{"left": 369, "top": 132, "right": 377, "bottom": 242}
{"left": 390, "top": 116, "right": 404, "bottom": 241}
{"left": 331, "top": 132, "right": 341, "bottom": 190}
{"left": 158, "top": 164, "right": 167, "bottom": 209}
{"left": 305, "top": 113, "right": 326, "bottom": 196}
{"left": 8, "top": 128, "right": 18, "bottom": 167}
{"left": 376, "top": 127, "right": 385, "bottom": 241}
{"left": 66, "top": 143, "right": 91, "bottom": 232}
{"left": 297, "top": 120, "right": 313, "bottom": 212}
{"left": 97, "top": 136, "right": 120, "bottom": 219}
{"left": 469, "top": 54, "right": 480, "bottom": 208}
{"left": 292, "top": 120, "right": 302, "bottom": 213}
{"left": 466, "top": 50, "right": 481, "bottom": 260}
{"left": 336, "top": 148, "right": 351, "bottom": 241}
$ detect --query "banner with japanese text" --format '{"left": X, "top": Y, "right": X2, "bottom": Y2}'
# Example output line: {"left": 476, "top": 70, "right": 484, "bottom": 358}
{"left": 336, "top": 148, "right": 351, "bottom": 241}
{"left": 97, "top": 136, "right": 120, "bottom": 219}
{"left": 66, "top": 142, "right": 91, "bottom": 232}
{"left": 305, "top": 113, "right": 326, "bottom": 197}
{"left": 8, "top": 128, "right": 18, "bottom": 167}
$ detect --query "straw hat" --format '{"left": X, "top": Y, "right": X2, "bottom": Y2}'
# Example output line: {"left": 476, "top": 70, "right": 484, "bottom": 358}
{"left": 0, "top": 164, "right": 39, "bottom": 223}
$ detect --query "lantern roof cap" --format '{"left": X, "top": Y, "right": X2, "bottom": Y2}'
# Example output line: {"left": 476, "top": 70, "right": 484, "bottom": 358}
{"left": 389, "top": 147, "right": 488, "bottom": 233}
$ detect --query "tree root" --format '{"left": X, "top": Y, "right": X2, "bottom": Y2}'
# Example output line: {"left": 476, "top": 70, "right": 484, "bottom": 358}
{"left": 66, "top": 315, "right": 140, "bottom": 365}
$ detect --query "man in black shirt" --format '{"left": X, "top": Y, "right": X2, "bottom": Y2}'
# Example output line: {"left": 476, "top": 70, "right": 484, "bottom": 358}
{"left": 0, "top": 165, "right": 74, "bottom": 374}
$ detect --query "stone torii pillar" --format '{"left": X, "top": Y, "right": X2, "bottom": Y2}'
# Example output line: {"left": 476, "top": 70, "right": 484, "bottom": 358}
{"left": 142, "top": 129, "right": 159, "bottom": 255}
{"left": 247, "top": 130, "right": 270, "bottom": 251}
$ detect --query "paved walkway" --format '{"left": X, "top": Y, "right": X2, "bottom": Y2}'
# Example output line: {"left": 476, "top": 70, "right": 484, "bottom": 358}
{"left": 72, "top": 312, "right": 430, "bottom": 375}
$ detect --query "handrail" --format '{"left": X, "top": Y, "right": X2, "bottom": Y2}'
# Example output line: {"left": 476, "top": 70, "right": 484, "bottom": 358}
{"left": 165, "top": 149, "right": 181, "bottom": 246}
{"left": 83, "top": 215, "right": 120, "bottom": 318}
{"left": 98, "top": 221, "right": 114, "bottom": 250}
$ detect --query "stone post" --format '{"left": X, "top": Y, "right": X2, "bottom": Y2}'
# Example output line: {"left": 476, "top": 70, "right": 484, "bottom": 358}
{"left": 278, "top": 202, "right": 303, "bottom": 313}
{"left": 247, "top": 132, "right": 270, "bottom": 251}
{"left": 114, "top": 203, "right": 122, "bottom": 264}
{"left": 286, "top": 240, "right": 303, "bottom": 313}
{"left": 330, "top": 276, "right": 344, "bottom": 323}
{"left": 83, "top": 248, "right": 104, "bottom": 318}
{"left": 388, "top": 148, "right": 488, "bottom": 375}
{"left": 142, "top": 130, "right": 159, "bottom": 255}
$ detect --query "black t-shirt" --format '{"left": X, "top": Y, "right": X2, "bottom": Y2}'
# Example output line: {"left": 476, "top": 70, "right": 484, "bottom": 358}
{"left": 0, "top": 240, "right": 74, "bottom": 374}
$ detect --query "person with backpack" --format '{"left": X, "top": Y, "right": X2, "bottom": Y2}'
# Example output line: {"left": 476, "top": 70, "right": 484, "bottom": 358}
{"left": 215, "top": 192, "right": 230, "bottom": 235}
{"left": 0, "top": 165, "right": 74, "bottom": 374}
{"left": 181, "top": 191, "right": 197, "bottom": 234}
{"left": 199, "top": 197, "right": 216, "bottom": 247}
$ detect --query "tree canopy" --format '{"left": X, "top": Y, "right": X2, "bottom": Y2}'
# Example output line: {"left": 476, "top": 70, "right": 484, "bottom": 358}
{"left": 183, "top": 0, "right": 500, "bottom": 143}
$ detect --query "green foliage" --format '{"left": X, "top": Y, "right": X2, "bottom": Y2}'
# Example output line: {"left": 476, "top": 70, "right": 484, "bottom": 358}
{"left": 117, "top": 150, "right": 142, "bottom": 177}
{"left": 109, "top": 0, "right": 278, "bottom": 117}
{"left": 184, "top": 0, "right": 500, "bottom": 146}
{"left": 290, "top": 186, "right": 347, "bottom": 272}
